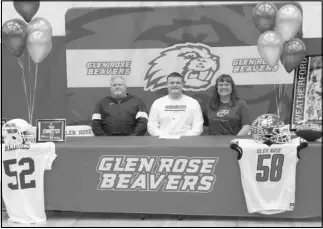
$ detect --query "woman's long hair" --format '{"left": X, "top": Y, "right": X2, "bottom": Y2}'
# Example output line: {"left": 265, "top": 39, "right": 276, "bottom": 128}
{"left": 209, "top": 74, "right": 240, "bottom": 111}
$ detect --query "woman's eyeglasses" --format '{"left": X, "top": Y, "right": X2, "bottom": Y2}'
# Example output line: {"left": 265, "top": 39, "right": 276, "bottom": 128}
{"left": 218, "top": 83, "right": 232, "bottom": 87}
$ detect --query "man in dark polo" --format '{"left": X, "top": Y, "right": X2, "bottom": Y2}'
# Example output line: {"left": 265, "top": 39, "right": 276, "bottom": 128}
{"left": 91, "top": 76, "right": 148, "bottom": 136}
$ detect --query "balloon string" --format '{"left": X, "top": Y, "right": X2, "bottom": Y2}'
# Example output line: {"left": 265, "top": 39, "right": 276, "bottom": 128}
{"left": 283, "top": 84, "right": 287, "bottom": 97}
{"left": 28, "top": 53, "right": 31, "bottom": 72}
{"left": 21, "top": 54, "right": 32, "bottom": 125}
{"left": 17, "top": 55, "right": 22, "bottom": 67}
{"left": 274, "top": 84, "right": 280, "bottom": 118}
{"left": 31, "top": 64, "right": 38, "bottom": 126}
{"left": 281, "top": 50, "right": 287, "bottom": 98}
{"left": 17, "top": 55, "right": 31, "bottom": 124}
{"left": 22, "top": 54, "right": 32, "bottom": 125}
{"left": 29, "top": 55, "right": 32, "bottom": 119}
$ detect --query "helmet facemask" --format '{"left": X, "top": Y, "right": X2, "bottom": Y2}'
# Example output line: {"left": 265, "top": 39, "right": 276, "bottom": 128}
{"left": 271, "top": 125, "right": 292, "bottom": 144}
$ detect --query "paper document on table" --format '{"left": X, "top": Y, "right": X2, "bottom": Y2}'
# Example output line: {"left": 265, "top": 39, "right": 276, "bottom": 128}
{"left": 158, "top": 135, "right": 181, "bottom": 139}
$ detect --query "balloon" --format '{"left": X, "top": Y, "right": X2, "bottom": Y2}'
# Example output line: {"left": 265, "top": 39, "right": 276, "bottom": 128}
{"left": 1, "top": 18, "right": 28, "bottom": 57}
{"left": 27, "top": 30, "right": 52, "bottom": 63}
{"left": 14, "top": 1, "right": 40, "bottom": 23}
{"left": 276, "top": 5, "right": 302, "bottom": 42}
{"left": 252, "top": 2, "right": 278, "bottom": 33}
{"left": 280, "top": 38, "right": 306, "bottom": 73}
{"left": 283, "top": 2, "right": 304, "bottom": 39}
{"left": 257, "top": 31, "right": 284, "bottom": 67}
{"left": 276, "top": 2, "right": 303, "bottom": 39}
{"left": 28, "top": 17, "right": 52, "bottom": 35}
{"left": 292, "top": 2, "right": 303, "bottom": 13}
{"left": 278, "top": 2, "right": 303, "bottom": 14}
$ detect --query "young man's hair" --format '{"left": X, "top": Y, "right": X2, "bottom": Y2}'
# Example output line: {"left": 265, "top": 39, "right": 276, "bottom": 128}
{"left": 167, "top": 72, "right": 183, "bottom": 81}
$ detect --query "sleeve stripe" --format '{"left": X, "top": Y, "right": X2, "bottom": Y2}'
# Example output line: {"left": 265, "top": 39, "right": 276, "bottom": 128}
{"left": 92, "top": 113, "right": 102, "bottom": 120}
{"left": 136, "top": 111, "right": 148, "bottom": 120}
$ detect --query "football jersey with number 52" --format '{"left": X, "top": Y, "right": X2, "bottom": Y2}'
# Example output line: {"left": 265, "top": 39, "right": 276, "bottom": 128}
{"left": 1, "top": 142, "right": 57, "bottom": 224}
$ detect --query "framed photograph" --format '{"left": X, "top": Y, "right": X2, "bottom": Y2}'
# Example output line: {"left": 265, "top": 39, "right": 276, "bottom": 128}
{"left": 36, "top": 119, "right": 66, "bottom": 142}
{"left": 290, "top": 55, "right": 322, "bottom": 130}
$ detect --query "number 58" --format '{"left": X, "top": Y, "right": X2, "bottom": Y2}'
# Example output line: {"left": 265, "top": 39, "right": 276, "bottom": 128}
{"left": 256, "top": 154, "right": 284, "bottom": 182}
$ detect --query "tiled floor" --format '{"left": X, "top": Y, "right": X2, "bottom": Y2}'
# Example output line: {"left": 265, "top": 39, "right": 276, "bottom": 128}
{"left": 1, "top": 211, "right": 322, "bottom": 227}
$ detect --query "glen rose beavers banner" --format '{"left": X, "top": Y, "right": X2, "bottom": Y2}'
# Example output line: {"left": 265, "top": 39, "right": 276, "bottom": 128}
{"left": 291, "top": 55, "right": 322, "bottom": 130}
{"left": 96, "top": 155, "right": 219, "bottom": 193}
{"left": 66, "top": 43, "right": 293, "bottom": 90}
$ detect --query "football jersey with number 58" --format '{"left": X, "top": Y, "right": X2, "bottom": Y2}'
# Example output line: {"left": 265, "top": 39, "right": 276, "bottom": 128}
{"left": 230, "top": 137, "right": 307, "bottom": 215}
{"left": 1, "top": 142, "right": 56, "bottom": 224}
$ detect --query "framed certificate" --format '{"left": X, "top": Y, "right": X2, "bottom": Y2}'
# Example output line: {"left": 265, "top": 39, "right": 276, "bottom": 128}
{"left": 36, "top": 119, "right": 66, "bottom": 142}
{"left": 290, "top": 55, "right": 322, "bottom": 130}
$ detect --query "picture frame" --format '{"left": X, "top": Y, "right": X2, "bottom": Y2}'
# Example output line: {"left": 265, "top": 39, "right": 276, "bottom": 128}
{"left": 290, "top": 55, "right": 322, "bottom": 131}
{"left": 36, "top": 119, "right": 66, "bottom": 142}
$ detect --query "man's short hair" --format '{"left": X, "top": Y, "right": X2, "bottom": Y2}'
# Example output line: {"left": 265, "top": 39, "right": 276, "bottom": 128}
{"left": 110, "top": 76, "right": 126, "bottom": 85}
{"left": 167, "top": 72, "right": 183, "bottom": 81}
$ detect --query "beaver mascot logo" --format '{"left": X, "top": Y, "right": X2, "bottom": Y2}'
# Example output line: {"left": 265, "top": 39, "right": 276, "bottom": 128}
{"left": 144, "top": 43, "right": 220, "bottom": 92}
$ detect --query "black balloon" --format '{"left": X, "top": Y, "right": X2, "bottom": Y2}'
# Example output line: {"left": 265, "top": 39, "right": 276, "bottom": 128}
{"left": 252, "top": 2, "right": 278, "bottom": 33}
{"left": 280, "top": 38, "right": 306, "bottom": 73}
{"left": 14, "top": 1, "right": 40, "bottom": 23}
{"left": 2, "top": 18, "right": 28, "bottom": 57}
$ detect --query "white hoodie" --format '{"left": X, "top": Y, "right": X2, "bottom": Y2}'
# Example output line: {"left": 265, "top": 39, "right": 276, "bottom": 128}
{"left": 148, "top": 95, "right": 203, "bottom": 136}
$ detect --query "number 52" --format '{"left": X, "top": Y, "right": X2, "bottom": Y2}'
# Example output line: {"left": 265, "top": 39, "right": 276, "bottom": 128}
{"left": 3, "top": 158, "right": 36, "bottom": 190}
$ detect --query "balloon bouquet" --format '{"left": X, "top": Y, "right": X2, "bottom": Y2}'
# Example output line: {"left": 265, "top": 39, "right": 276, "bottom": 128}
{"left": 1, "top": 1, "right": 52, "bottom": 126}
{"left": 253, "top": 2, "right": 306, "bottom": 120}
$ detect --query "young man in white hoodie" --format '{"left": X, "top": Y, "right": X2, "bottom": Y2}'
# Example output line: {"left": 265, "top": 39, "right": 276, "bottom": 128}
{"left": 148, "top": 72, "right": 204, "bottom": 136}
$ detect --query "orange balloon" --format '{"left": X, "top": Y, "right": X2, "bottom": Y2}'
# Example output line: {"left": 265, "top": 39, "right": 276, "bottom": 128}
{"left": 27, "top": 30, "right": 52, "bottom": 63}
{"left": 28, "top": 17, "right": 52, "bottom": 35}
{"left": 257, "top": 31, "right": 284, "bottom": 67}
{"left": 28, "top": 29, "right": 51, "bottom": 43}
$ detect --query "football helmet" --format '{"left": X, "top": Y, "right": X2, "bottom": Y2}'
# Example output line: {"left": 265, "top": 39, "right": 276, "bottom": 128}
{"left": 2, "top": 119, "right": 35, "bottom": 145}
{"left": 250, "top": 114, "right": 291, "bottom": 144}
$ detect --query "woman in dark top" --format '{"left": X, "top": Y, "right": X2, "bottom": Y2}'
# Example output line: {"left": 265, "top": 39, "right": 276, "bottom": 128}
{"left": 204, "top": 74, "right": 251, "bottom": 135}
